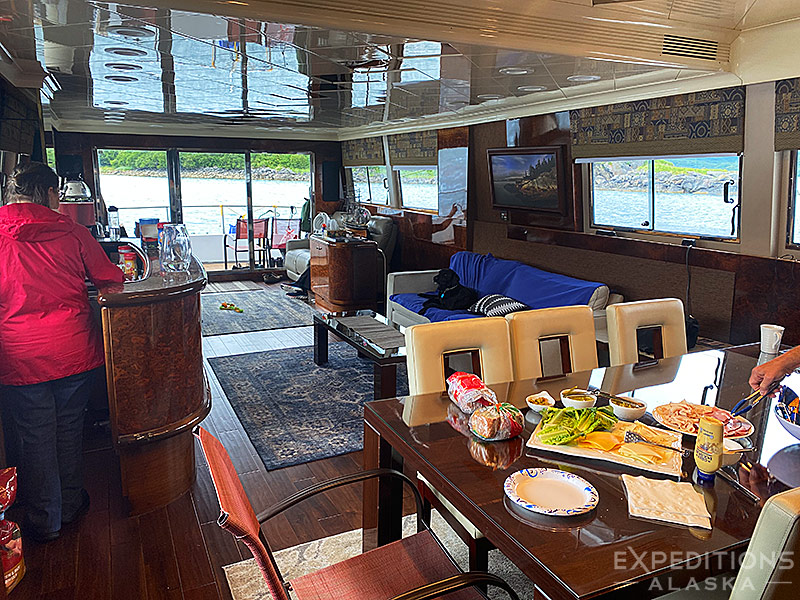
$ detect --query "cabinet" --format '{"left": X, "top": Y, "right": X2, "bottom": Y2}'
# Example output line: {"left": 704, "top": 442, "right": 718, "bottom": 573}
{"left": 309, "top": 235, "right": 379, "bottom": 312}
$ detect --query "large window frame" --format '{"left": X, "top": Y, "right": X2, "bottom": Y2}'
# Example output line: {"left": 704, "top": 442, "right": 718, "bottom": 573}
{"left": 396, "top": 164, "right": 439, "bottom": 212}
{"left": 347, "top": 165, "right": 389, "bottom": 206}
{"left": 586, "top": 154, "right": 743, "bottom": 242}
{"left": 786, "top": 150, "right": 800, "bottom": 249}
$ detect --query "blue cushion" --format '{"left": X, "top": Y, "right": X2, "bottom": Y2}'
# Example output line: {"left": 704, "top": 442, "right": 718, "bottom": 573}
{"left": 449, "top": 251, "right": 602, "bottom": 309}
{"left": 389, "top": 293, "right": 482, "bottom": 323}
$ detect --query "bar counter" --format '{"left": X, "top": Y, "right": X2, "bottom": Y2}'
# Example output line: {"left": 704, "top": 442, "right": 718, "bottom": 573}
{"left": 96, "top": 256, "right": 210, "bottom": 514}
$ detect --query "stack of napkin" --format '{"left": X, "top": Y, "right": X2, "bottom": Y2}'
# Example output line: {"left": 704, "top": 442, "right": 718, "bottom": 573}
{"left": 621, "top": 474, "right": 712, "bottom": 529}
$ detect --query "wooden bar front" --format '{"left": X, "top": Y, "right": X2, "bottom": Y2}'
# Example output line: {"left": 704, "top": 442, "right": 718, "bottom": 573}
{"left": 97, "top": 258, "right": 210, "bottom": 514}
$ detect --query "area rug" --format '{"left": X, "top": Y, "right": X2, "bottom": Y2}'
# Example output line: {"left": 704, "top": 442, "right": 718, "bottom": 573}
{"left": 201, "top": 289, "right": 316, "bottom": 336}
{"left": 208, "top": 344, "right": 408, "bottom": 470}
{"left": 223, "top": 511, "right": 534, "bottom": 600}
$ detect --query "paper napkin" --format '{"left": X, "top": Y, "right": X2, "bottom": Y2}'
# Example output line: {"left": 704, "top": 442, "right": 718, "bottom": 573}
{"left": 621, "top": 474, "right": 712, "bottom": 529}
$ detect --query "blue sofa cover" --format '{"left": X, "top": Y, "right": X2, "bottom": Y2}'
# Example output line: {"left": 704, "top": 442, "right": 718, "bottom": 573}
{"left": 390, "top": 251, "right": 604, "bottom": 323}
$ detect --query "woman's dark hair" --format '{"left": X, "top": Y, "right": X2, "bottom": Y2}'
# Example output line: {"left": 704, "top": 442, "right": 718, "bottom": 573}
{"left": 5, "top": 162, "right": 59, "bottom": 206}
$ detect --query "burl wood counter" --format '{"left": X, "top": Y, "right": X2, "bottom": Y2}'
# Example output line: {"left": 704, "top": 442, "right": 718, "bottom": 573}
{"left": 96, "top": 257, "right": 210, "bottom": 515}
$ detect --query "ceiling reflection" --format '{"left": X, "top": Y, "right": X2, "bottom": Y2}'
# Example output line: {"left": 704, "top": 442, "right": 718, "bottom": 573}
{"left": 9, "top": 0, "right": 692, "bottom": 133}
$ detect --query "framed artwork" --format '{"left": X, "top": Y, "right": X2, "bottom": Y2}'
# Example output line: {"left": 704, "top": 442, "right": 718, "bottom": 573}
{"left": 487, "top": 146, "right": 567, "bottom": 214}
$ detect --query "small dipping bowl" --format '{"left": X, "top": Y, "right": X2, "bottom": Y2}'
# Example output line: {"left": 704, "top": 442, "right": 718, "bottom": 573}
{"left": 526, "top": 391, "right": 556, "bottom": 413}
{"left": 560, "top": 388, "right": 596, "bottom": 409}
{"left": 722, "top": 438, "right": 744, "bottom": 466}
{"left": 609, "top": 396, "right": 647, "bottom": 421}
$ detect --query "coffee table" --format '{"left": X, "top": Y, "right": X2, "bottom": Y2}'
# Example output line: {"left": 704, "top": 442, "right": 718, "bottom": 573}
{"left": 312, "top": 311, "right": 406, "bottom": 400}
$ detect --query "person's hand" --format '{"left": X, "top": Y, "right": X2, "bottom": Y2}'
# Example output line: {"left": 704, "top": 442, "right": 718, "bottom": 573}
{"left": 738, "top": 462, "right": 771, "bottom": 506}
{"left": 447, "top": 203, "right": 459, "bottom": 218}
{"left": 749, "top": 358, "right": 787, "bottom": 395}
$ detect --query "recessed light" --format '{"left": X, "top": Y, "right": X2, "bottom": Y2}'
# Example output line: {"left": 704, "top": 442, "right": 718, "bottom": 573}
{"left": 104, "top": 100, "right": 129, "bottom": 106}
{"left": 477, "top": 93, "right": 503, "bottom": 100}
{"left": 104, "top": 47, "right": 147, "bottom": 57}
{"left": 104, "top": 74, "right": 138, "bottom": 82}
{"left": 517, "top": 85, "right": 547, "bottom": 92}
{"left": 107, "top": 25, "right": 155, "bottom": 39}
{"left": 498, "top": 67, "right": 530, "bottom": 76}
{"left": 104, "top": 62, "right": 143, "bottom": 71}
{"left": 566, "top": 74, "right": 602, "bottom": 82}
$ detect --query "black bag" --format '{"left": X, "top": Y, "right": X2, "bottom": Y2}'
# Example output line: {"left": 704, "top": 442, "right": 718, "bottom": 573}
{"left": 418, "top": 268, "right": 478, "bottom": 315}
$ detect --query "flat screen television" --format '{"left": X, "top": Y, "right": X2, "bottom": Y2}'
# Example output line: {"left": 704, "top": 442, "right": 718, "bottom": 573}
{"left": 487, "top": 146, "right": 566, "bottom": 214}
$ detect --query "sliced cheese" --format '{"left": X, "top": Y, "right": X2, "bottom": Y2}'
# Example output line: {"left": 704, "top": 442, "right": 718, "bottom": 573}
{"left": 580, "top": 431, "right": 622, "bottom": 452}
{"left": 617, "top": 442, "right": 668, "bottom": 464}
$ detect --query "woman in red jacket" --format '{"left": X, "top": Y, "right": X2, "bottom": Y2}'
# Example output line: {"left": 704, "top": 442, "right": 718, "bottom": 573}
{"left": 0, "top": 162, "right": 124, "bottom": 543}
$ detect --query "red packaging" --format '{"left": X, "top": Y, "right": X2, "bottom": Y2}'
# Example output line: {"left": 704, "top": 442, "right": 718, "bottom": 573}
{"left": 0, "top": 468, "right": 24, "bottom": 592}
{"left": 446, "top": 372, "right": 496, "bottom": 414}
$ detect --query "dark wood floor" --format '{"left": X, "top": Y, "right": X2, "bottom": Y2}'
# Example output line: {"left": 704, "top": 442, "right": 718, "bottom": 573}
{"left": 11, "top": 284, "right": 408, "bottom": 599}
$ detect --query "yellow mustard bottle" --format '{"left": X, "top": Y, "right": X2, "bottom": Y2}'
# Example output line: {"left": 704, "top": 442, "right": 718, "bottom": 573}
{"left": 695, "top": 416, "right": 723, "bottom": 484}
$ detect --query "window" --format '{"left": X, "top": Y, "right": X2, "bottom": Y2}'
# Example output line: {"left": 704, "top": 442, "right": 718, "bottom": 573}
{"left": 788, "top": 152, "right": 800, "bottom": 246}
{"left": 590, "top": 155, "right": 741, "bottom": 239}
{"left": 397, "top": 166, "right": 438, "bottom": 211}
{"left": 96, "top": 149, "right": 170, "bottom": 236}
{"left": 251, "top": 152, "right": 311, "bottom": 219}
{"left": 179, "top": 152, "right": 246, "bottom": 236}
{"left": 349, "top": 166, "right": 388, "bottom": 204}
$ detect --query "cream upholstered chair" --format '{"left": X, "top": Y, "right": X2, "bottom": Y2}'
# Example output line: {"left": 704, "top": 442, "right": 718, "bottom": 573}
{"left": 658, "top": 487, "right": 800, "bottom": 599}
{"left": 404, "top": 317, "right": 513, "bottom": 577}
{"left": 404, "top": 317, "right": 514, "bottom": 396}
{"left": 505, "top": 305, "right": 598, "bottom": 380}
{"left": 606, "top": 298, "right": 687, "bottom": 366}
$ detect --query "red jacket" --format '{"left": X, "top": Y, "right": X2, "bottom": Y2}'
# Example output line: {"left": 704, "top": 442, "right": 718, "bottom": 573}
{"left": 0, "top": 203, "right": 124, "bottom": 386}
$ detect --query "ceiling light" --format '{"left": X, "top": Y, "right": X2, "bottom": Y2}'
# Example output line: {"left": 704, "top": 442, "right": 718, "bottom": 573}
{"left": 107, "top": 25, "right": 155, "bottom": 39}
{"left": 104, "top": 74, "right": 139, "bottom": 82}
{"left": 476, "top": 93, "right": 503, "bottom": 100}
{"left": 566, "top": 74, "right": 602, "bottom": 82}
{"left": 498, "top": 67, "right": 530, "bottom": 76}
{"left": 104, "top": 62, "right": 143, "bottom": 71}
{"left": 104, "top": 100, "right": 129, "bottom": 106}
{"left": 105, "top": 47, "right": 148, "bottom": 57}
{"left": 517, "top": 85, "right": 547, "bottom": 92}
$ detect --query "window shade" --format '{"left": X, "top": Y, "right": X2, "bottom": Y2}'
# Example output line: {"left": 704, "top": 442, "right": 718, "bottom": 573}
{"left": 775, "top": 78, "right": 800, "bottom": 151}
{"left": 342, "top": 137, "right": 385, "bottom": 166}
{"left": 387, "top": 130, "right": 437, "bottom": 166}
{"left": 570, "top": 86, "right": 745, "bottom": 159}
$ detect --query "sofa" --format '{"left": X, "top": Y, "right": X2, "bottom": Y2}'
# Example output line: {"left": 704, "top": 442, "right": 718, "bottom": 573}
{"left": 387, "top": 252, "right": 622, "bottom": 342}
{"left": 285, "top": 213, "right": 398, "bottom": 284}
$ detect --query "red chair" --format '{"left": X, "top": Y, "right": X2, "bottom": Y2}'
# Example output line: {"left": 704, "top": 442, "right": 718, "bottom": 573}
{"left": 223, "top": 218, "right": 269, "bottom": 269}
{"left": 194, "top": 426, "right": 519, "bottom": 600}
{"left": 269, "top": 218, "right": 300, "bottom": 252}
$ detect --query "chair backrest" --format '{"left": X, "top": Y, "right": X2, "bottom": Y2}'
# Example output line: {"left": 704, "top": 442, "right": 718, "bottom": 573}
{"left": 235, "top": 218, "right": 269, "bottom": 240}
{"left": 731, "top": 487, "right": 800, "bottom": 600}
{"left": 367, "top": 215, "right": 397, "bottom": 259}
{"left": 194, "top": 427, "right": 290, "bottom": 600}
{"left": 606, "top": 298, "right": 687, "bottom": 366}
{"left": 506, "top": 306, "right": 598, "bottom": 380}
{"left": 404, "top": 317, "right": 514, "bottom": 395}
{"left": 271, "top": 218, "right": 300, "bottom": 249}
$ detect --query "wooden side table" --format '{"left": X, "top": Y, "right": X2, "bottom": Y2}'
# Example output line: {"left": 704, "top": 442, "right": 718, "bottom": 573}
{"left": 309, "top": 235, "right": 379, "bottom": 313}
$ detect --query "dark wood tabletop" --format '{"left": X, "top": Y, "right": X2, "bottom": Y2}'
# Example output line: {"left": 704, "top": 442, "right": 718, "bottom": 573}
{"left": 363, "top": 346, "right": 800, "bottom": 600}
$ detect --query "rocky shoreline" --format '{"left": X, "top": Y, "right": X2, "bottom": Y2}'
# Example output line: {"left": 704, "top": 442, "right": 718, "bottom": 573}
{"left": 100, "top": 167, "right": 309, "bottom": 181}
{"left": 593, "top": 162, "right": 736, "bottom": 195}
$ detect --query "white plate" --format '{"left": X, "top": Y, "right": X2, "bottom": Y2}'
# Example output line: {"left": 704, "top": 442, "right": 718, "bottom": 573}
{"left": 503, "top": 468, "right": 599, "bottom": 516}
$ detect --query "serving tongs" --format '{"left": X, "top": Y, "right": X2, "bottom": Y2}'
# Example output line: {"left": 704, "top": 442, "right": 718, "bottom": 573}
{"left": 623, "top": 431, "right": 691, "bottom": 457}
{"left": 731, "top": 380, "right": 782, "bottom": 417}
{"left": 590, "top": 389, "right": 645, "bottom": 408}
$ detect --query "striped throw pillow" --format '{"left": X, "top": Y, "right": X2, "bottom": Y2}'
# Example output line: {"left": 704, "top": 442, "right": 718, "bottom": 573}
{"left": 470, "top": 294, "right": 528, "bottom": 317}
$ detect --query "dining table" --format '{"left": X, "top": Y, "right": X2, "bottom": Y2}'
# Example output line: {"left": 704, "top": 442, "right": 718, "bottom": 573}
{"left": 362, "top": 345, "right": 800, "bottom": 599}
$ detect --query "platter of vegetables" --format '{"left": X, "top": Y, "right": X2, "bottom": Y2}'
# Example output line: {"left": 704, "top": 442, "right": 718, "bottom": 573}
{"left": 537, "top": 406, "right": 617, "bottom": 445}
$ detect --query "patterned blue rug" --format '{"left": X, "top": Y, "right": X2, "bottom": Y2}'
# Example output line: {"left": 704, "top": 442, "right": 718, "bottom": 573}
{"left": 208, "top": 344, "right": 408, "bottom": 470}
{"left": 201, "top": 290, "right": 316, "bottom": 336}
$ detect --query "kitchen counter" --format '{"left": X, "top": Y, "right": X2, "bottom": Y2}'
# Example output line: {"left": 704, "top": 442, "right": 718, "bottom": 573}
{"left": 97, "top": 255, "right": 210, "bottom": 514}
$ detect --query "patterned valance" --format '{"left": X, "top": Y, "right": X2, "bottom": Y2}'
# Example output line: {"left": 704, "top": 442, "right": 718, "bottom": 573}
{"left": 570, "top": 86, "right": 745, "bottom": 159}
{"left": 342, "top": 137, "right": 384, "bottom": 166}
{"left": 775, "top": 78, "right": 800, "bottom": 151}
{"left": 0, "top": 78, "right": 39, "bottom": 155}
{"left": 387, "top": 130, "right": 437, "bottom": 166}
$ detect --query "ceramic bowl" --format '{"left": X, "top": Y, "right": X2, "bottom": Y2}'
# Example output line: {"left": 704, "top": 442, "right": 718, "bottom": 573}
{"left": 560, "top": 388, "right": 596, "bottom": 409}
{"left": 775, "top": 404, "right": 800, "bottom": 442}
{"left": 609, "top": 396, "right": 647, "bottom": 421}
{"left": 526, "top": 392, "right": 556, "bottom": 413}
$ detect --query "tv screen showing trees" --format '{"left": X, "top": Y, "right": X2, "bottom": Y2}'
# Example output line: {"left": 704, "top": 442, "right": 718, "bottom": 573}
{"left": 488, "top": 147, "right": 565, "bottom": 213}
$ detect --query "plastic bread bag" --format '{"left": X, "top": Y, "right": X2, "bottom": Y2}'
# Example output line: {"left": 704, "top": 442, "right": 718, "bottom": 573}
{"left": 469, "top": 402, "right": 524, "bottom": 441}
{"left": 446, "top": 372, "right": 497, "bottom": 414}
{"left": 468, "top": 435, "right": 524, "bottom": 470}
{"left": 0, "top": 468, "right": 24, "bottom": 593}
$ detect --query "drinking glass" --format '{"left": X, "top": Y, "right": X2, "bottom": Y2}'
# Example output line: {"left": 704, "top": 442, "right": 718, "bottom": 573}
{"left": 159, "top": 224, "right": 192, "bottom": 272}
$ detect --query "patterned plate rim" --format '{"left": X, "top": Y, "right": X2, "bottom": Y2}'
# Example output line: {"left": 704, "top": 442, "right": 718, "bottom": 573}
{"left": 503, "top": 468, "right": 599, "bottom": 517}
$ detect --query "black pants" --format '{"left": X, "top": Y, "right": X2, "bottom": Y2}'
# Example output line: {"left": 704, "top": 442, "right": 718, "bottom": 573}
{"left": 294, "top": 267, "right": 311, "bottom": 291}
{"left": 1, "top": 367, "right": 101, "bottom": 534}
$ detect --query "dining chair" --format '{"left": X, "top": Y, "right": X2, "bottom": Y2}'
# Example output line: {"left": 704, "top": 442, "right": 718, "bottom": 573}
{"left": 404, "top": 317, "right": 513, "bottom": 578}
{"left": 505, "top": 305, "right": 598, "bottom": 380}
{"left": 657, "top": 486, "right": 800, "bottom": 599}
{"left": 606, "top": 298, "right": 687, "bottom": 366}
{"left": 194, "top": 426, "right": 519, "bottom": 600}
{"left": 404, "top": 317, "right": 514, "bottom": 396}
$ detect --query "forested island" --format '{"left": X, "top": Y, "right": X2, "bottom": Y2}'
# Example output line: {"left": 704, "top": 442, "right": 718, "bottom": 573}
{"left": 593, "top": 159, "right": 738, "bottom": 194}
